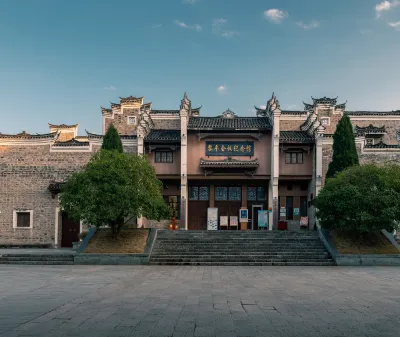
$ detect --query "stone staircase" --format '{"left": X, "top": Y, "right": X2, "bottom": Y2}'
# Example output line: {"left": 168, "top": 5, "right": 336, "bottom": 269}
{"left": 0, "top": 252, "right": 74, "bottom": 265}
{"left": 149, "top": 230, "right": 336, "bottom": 266}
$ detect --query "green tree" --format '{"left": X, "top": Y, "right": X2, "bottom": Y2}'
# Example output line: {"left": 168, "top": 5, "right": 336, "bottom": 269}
{"left": 315, "top": 164, "right": 400, "bottom": 233}
{"left": 59, "top": 150, "right": 171, "bottom": 238}
{"left": 326, "top": 115, "right": 359, "bottom": 179}
{"left": 102, "top": 124, "right": 123, "bottom": 153}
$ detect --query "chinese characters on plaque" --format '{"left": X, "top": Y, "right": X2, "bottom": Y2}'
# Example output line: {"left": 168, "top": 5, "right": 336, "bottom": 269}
{"left": 205, "top": 141, "right": 254, "bottom": 156}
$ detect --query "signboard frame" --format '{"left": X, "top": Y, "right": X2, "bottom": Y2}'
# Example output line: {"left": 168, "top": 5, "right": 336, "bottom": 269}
{"left": 205, "top": 141, "right": 254, "bottom": 156}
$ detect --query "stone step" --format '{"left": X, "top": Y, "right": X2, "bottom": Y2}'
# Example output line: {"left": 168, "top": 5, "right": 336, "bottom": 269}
{"left": 0, "top": 256, "right": 74, "bottom": 262}
{"left": 149, "top": 261, "right": 335, "bottom": 266}
{"left": 151, "top": 253, "right": 330, "bottom": 258}
{"left": 0, "top": 260, "right": 74, "bottom": 265}
{"left": 150, "top": 257, "right": 331, "bottom": 262}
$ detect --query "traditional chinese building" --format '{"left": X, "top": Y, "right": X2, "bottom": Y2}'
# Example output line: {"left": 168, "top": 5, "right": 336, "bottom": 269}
{"left": 0, "top": 93, "right": 399, "bottom": 247}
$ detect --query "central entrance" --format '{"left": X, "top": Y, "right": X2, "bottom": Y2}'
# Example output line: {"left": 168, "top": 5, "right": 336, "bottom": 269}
{"left": 214, "top": 186, "right": 241, "bottom": 229}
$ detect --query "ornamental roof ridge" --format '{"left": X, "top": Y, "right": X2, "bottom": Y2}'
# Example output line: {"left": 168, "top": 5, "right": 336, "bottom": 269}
{"left": 311, "top": 96, "right": 338, "bottom": 105}
{"left": 221, "top": 108, "right": 237, "bottom": 118}
{"left": 119, "top": 96, "right": 144, "bottom": 104}
{"left": 0, "top": 131, "right": 57, "bottom": 139}
{"left": 346, "top": 110, "right": 400, "bottom": 116}
{"left": 53, "top": 138, "right": 89, "bottom": 147}
{"left": 364, "top": 141, "right": 400, "bottom": 149}
{"left": 48, "top": 123, "right": 78, "bottom": 129}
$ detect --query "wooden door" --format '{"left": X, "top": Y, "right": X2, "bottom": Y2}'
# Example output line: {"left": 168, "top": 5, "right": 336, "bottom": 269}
{"left": 188, "top": 201, "right": 208, "bottom": 230}
{"left": 215, "top": 201, "right": 241, "bottom": 229}
{"left": 61, "top": 213, "right": 80, "bottom": 247}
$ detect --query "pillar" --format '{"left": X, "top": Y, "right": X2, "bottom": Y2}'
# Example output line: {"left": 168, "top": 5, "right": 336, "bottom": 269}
{"left": 269, "top": 107, "right": 281, "bottom": 230}
{"left": 137, "top": 129, "right": 145, "bottom": 228}
{"left": 180, "top": 94, "right": 190, "bottom": 230}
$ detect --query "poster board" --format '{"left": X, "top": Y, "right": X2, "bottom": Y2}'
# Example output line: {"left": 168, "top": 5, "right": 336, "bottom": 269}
{"left": 220, "top": 216, "right": 228, "bottom": 227}
{"left": 207, "top": 208, "right": 218, "bottom": 230}
{"left": 280, "top": 207, "right": 286, "bottom": 217}
{"left": 257, "top": 210, "right": 269, "bottom": 228}
{"left": 300, "top": 216, "right": 309, "bottom": 228}
{"left": 294, "top": 208, "right": 300, "bottom": 216}
{"left": 239, "top": 209, "right": 248, "bottom": 223}
{"left": 230, "top": 216, "right": 238, "bottom": 227}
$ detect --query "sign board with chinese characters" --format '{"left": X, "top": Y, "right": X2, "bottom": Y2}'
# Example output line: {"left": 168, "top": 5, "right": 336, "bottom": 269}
{"left": 293, "top": 208, "right": 300, "bottom": 216}
{"left": 205, "top": 141, "right": 254, "bottom": 156}
{"left": 207, "top": 208, "right": 218, "bottom": 230}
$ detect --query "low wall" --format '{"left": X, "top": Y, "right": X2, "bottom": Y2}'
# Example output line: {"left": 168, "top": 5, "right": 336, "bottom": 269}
{"left": 319, "top": 228, "right": 400, "bottom": 266}
{"left": 74, "top": 228, "right": 157, "bottom": 265}
{"left": 146, "top": 219, "right": 181, "bottom": 230}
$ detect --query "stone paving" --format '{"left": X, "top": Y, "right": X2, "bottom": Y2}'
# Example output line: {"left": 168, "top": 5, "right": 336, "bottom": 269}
{"left": 0, "top": 266, "right": 399, "bottom": 337}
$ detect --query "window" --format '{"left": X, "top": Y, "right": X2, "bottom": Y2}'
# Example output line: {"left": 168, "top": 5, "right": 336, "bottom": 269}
{"left": 155, "top": 151, "right": 173, "bottom": 163}
{"left": 215, "top": 187, "right": 241, "bottom": 201}
{"left": 189, "top": 186, "right": 209, "bottom": 201}
{"left": 285, "top": 152, "right": 303, "bottom": 164}
{"left": 320, "top": 118, "right": 330, "bottom": 126}
{"left": 13, "top": 210, "right": 33, "bottom": 229}
{"left": 366, "top": 138, "right": 373, "bottom": 146}
{"left": 248, "top": 187, "right": 266, "bottom": 201}
{"left": 127, "top": 116, "right": 136, "bottom": 125}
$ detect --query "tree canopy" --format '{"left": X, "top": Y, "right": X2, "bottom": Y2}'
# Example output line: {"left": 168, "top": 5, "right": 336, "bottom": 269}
{"left": 102, "top": 124, "right": 123, "bottom": 153}
{"left": 315, "top": 164, "right": 400, "bottom": 233}
{"left": 326, "top": 115, "right": 359, "bottom": 179}
{"left": 59, "top": 150, "right": 171, "bottom": 236}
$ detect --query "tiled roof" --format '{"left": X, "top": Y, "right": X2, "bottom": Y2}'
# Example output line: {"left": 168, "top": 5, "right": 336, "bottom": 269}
{"left": 188, "top": 117, "right": 272, "bottom": 130}
{"left": 120, "top": 96, "right": 143, "bottom": 104}
{"left": 280, "top": 131, "right": 314, "bottom": 143}
{"left": 0, "top": 131, "right": 57, "bottom": 139}
{"left": 346, "top": 110, "right": 400, "bottom": 116}
{"left": 53, "top": 139, "right": 89, "bottom": 147}
{"left": 110, "top": 102, "right": 121, "bottom": 109}
{"left": 311, "top": 96, "right": 338, "bottom": 105}
{"left": 85, "top": 131, "right": 137, "bottom": 140}
{"left": 364, "top": 141, "right": 400, "bottom": 149}
{"left": 48, "top": 123, "right": 78, "bottom": 129}
{"left": 151, "top": 110, "right": 180, "bottom": 114}
{"left": 355, "top": 124, "right": 385, "bottom": 136}
{"left": 101, "top": 107, "right": 112, "bottom": 114}
{"left": 200, "top": 158, "right": 259, "bottom": 168}
{"left": 48, "top": 181, "right": 65, "bottom": 195}
{"left": 145, "top": 130, "right": 181, "bottom": 142}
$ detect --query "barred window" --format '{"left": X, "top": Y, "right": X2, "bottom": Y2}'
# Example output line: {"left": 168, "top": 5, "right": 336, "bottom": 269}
{"left": 285, "top": 152, "right": 303, "bottom": 164}
{"left": 155, "top": 151, "right": 173, "bottom": 163}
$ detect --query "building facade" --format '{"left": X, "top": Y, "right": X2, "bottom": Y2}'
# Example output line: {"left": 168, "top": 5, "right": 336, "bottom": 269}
{"left": 1, "top": 93, "right": 399, "bottom": 247}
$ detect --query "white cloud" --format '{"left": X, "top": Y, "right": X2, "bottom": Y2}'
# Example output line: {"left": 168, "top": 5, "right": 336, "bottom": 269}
{"left": 152, "top": 24, "right": 162, "bottom": 29}
{"left": 217, "top": 85, "right": 227, "bottom": 94}
{"left": 264, "top": 9, "right": 288, "bottom": 24}
{"left": 376, "top": 1, "right": 400, "bottom": 18}
{"left": 104, "top": 86, "right": 116, "bottom": 91}
{"left": 296, "top": 20, "right": 320, "bottom": 30}
{"left": 174, "top": 20, "right": 202, "bottom": 31}
{"left": 183, "top": 0, "right": 198, "bottom": 4}
{"left": 389, "top": 21, "right": 400, "bottom": 29}
{"left": 212, "top": 18, "right": 239, "bottom": 37}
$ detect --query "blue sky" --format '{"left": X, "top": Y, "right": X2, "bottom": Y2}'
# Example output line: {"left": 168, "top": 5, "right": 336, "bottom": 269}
{"left": 1, "top": 0, "right": 400, "bottom": 135}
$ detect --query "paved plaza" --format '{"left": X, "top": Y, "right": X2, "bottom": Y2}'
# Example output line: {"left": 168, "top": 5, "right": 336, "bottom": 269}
{"left": 0, "top": 266, "right": 399, "bottom": 337}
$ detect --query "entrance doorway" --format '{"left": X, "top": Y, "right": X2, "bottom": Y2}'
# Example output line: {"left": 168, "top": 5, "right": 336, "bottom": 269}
{"left": 251, "top": 205, "right": 263, "bottom": 230}
{"left": 61, "top": 212, "right": 80, "bottom": 247}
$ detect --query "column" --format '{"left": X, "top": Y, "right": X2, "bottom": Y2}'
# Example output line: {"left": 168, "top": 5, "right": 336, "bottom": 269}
{"left": 180, "top": 96, "right": 189, "bottom": 230}
{"left": 137, "top": 129, "right": 145, "bottom": 228}
{"left": 269, "top": 108, "right": 281, "bottom": 230}
{"left": 315, "top": 135, "right": 323, "bottom": 196}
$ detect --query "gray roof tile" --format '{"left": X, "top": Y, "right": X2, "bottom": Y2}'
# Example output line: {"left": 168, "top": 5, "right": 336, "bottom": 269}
{"left": 280, "top": 131, "right": 314, "bottom": 143}
{"left": 188, "top": 117, "right": 272, "bottom": 130}
{"left": 145, "top": 130, "right": 181, "bottom": 142}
